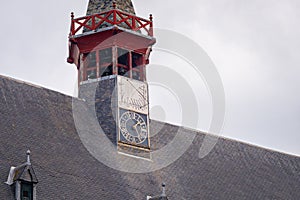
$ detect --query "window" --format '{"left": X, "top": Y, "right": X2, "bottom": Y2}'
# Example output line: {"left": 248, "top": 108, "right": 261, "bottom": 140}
{"left": 78, "top": 48, "right": 146, "bottom": 82}
{"left": 132, "top": 52, "right": 143, "bottom": 68}
{"left": 83, "top": 51, "right": 97, "bottom": 80}
{"left": 132, "top": 52, "right": 144, "bottom": 81}
{"left": 21, "top": 182, "right": 33, "bottom": 200}
{"left": 132, "top": 70, "right": 140, "bottom": 80}
{"left": 99, "top": 48, "right": 112, "bottom": 66}
{"left": 117, "top": 48, "right": 129, "bottom": 77}
{"left": 86, "top": 52, "right": 96, "bottom": 68}
{"left": 86, "top": 69, "right": 97, "bottom": 80}
{"left": 101, "top": 65, "right": 113, "bottom": 77}
{"left": 118, "top": 48, "right": 129, "bottom": 66}
{"left": 99, "top": 48, "right": 113, "bottom": 77}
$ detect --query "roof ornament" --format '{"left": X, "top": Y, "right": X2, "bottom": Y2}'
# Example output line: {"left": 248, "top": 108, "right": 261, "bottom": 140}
{"left": 161, "top": 183, "right": 166, "bottom": 197}
{"left": 113, "top": 1, "right": 117, "bottom": 9}
{"left": 149, "top": 14, "right": 153, "bottom": 22}
{"left": 26, "top": 149, "right": 31, "bottom": 165}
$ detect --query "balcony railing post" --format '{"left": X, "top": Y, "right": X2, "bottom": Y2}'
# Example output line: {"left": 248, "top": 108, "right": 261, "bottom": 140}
{"left": 113, "top": 2, "right": 117, "bottom": 24}
{"left": 149, "top": 14, "right": 153, "bottom": 37}
{"left": 132, "top": 16, "right": 136, "bottom": 30}
{"left": 70, "top": 12, "right": 75, "bottom": 35}
{"left": 92, "top": 15, "right": 95, "bottom": 30}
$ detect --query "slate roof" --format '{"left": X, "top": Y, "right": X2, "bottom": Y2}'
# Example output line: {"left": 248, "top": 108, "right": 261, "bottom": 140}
{"left": 83, "top": 0, "right": 137, "bottom": 34}
{"left": 0, "top": 75, "right": 300, "bottom": 199}
{"left": 86, "top": 0, "right": 136, "bottom": 16}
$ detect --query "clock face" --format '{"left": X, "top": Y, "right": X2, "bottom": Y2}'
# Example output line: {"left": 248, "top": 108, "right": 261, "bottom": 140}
{"left": 119, "top": 109, "right": 148, "bottom": 146}
{"left": 118, "top": 76, "right": 148, "bottom": 114}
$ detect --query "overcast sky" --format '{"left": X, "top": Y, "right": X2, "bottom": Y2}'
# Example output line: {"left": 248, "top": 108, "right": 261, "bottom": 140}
{"left": 0, "top": 0, "right": 299, "bottom": 156}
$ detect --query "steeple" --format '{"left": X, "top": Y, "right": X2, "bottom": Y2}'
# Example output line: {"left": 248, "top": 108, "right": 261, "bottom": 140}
{"left": 86, "top": 0, "right": 136, "bottom": 15}
{"left": 67, "top": 0, "right": 155, "bottom": 157}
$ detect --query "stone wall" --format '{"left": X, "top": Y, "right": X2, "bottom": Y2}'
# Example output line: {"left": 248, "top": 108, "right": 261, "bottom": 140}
{"left": 79, "top": 76, "right": 118, "bottom": 145}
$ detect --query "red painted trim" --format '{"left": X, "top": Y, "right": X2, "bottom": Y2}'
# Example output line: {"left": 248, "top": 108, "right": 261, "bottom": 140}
{"left": 70, "top": 9, "right": 154, "bottom": 37}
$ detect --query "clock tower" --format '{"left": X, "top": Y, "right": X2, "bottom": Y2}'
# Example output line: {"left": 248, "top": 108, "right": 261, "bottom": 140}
{"left": 67, "top": 0, "right": 155, "bottom": 156}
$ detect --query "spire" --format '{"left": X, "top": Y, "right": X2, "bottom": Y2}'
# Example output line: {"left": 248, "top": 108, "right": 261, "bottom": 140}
{"left": 86, "top": 0, "right": 136, "bottom": 16}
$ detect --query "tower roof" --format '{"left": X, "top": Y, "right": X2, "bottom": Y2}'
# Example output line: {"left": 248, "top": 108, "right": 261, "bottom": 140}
{"left": 86, "top": 0, "right": 136, "bottom": 15}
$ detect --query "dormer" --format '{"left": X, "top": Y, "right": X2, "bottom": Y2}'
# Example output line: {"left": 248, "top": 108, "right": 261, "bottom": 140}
{"left": 5, "top": 150, "right": 38, "bottom": 200}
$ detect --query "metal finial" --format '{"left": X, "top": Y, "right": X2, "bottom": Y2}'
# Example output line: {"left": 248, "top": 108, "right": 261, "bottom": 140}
{"left": 113, "top": 1, "right": 116, "bottom": 9}
{"left": 71, "top": 12, "right": 74, "bottom": 19}
{"left": 26, "top": 150, "right": 31, "bottom": 164}
{"left": 161, "top": 183, "right": 166, "bottom": 197}
{"left": 149, "top": 14, "right": 153, "bottom": 21}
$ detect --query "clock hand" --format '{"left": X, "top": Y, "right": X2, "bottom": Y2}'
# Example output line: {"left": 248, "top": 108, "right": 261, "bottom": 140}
{"left": 133, "top": 121, "right": 141, "bottom": 129}
{"left": 136, "top": 128, "right": 142, "bottom": 142}
{"left": 132, "top": 121, "right": 143, "bottom": 141}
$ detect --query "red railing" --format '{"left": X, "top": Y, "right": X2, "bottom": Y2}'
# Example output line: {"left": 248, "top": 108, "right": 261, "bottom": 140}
{"left": 69, "top": 9, "right": 154, "bottom": 37}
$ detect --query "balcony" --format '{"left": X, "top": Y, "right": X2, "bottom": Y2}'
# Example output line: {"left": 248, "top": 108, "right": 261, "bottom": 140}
{"left": 69, "top": 6, "right": 154, "bottom": 37}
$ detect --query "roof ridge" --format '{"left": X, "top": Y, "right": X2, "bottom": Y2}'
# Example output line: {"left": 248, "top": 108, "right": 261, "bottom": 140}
{"left": 219, "top": 134, "right": 300, "bottom": 158}
{"left": 152, "top": 120, "right": 300, "bottom": 158}
{"left": 0, "top": 74, "right": 43, "bottom": 89}
{"left": 0, "top": 74, "right": 72, "bottom": 98}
